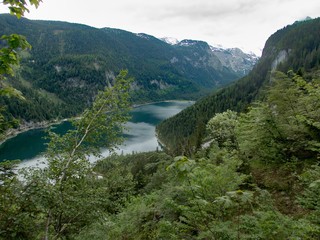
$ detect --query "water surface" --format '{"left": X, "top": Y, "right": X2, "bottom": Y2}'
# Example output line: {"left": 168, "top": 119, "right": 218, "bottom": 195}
{"left": 0, "top": 101, "right": 193, "bottom": 165}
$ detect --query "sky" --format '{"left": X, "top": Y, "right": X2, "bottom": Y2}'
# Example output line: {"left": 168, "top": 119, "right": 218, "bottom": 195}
{"left": 1, "top": 0, "right": 320, "bottom": 56}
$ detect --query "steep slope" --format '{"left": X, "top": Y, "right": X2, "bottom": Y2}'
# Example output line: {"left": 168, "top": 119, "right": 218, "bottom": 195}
{"left": 156, "top": 17, "right": 320, "bottom": 155}
{"left": 0, "top": 14, "right": 257, "bottom": 123}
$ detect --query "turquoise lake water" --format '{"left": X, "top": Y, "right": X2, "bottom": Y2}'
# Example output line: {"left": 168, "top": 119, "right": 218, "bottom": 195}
{"left": 0, "top": 101, "right": 193, "bottom": 163}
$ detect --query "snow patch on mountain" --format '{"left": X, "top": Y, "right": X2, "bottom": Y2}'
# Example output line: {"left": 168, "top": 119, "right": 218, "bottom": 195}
{"left": 209, "top": 43, "right": 227, "bottom": 52}
{"left": 158, "top": 36, "right": 259, "bottom": 75}
{"left": 160, "top": 37, "right": 179, "bottom": 45}
{"left": 136, "top": 33, "right": 151, "bottom": 40}
{"left": 178, "top": 39, "right": 206, "bottom": 47}
{"left": 211, "top": 47, "right": 259, "bottom": 75}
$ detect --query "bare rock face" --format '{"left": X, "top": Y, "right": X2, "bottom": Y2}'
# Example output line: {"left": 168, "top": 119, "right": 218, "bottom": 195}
{"left": 271, "top": 49, "right": 290, "bottom": 70}
{"left": 210, "top": 47, "right": 259, "bottom": 75}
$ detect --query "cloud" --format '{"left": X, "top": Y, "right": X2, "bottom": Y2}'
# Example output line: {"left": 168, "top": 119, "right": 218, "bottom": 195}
{"left": 15, "top": 0, "right": 320, "bottom": 55}
{"left": 128, "top": 0, "right": 267, "bottom": 21}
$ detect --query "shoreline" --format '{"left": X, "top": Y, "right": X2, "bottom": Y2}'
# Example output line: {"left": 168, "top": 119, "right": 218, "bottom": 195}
{"left": 0, "top": 99, "right": 194, "bottom": 146}
{"left": 0, "top": 118, "right": 68, "bottom": 146}
{"left": 132, "top": 99, "right": 194, "bottom": 108}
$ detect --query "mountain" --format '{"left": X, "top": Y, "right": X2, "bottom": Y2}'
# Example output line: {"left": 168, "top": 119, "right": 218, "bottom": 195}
{"left": 0, "top": 14, "right": 257, "bottom": 124}
{"left": 210, "top": 47, "right": 259, "bottom": 76}
{"left": 160, "top": 37, "right": 258, "bottom": 76}
{"left": 159, "top": 37, "right": 179, "bottom": 45}
{"left": 156, "top": 17, "right": 320, "bottom": 155}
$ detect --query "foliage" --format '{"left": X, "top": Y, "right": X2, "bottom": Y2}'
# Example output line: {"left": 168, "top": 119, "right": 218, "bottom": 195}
{"left": 298, "top": 164, "right": 320, "bottom": 225}
{"left": 2, "top": 70, "right": 320, "bottom": 239}
{"left": 0, "top": 70, "right": 132, "bottom": 239}
{"left": 70, "top": 69, "right": 320, "bottom": 239}
{"left": 0, "top": 0, "right": 40, "bottom": 135}
{"left": 0, "top": 34, "right": 31, "bottom": 77}
{"left": 0, "top": 160, "right": 40, "bottom": 239}
{"left": 206, "top": 109, "right": 238, "bottom": 149}
{"left": 0, "top": 34, "right": 30, "bottom": 106}
{"left": 240, "top": 211, "right": 319, "bottom": 239}
{"left": 3, "top": 0, "right": 42, "bottom": 19}
{"left": 237, "top": 71, "right": 320, "bottom": 164}
{"left": 75, "top": 137, "right": 319, "bottom": 239}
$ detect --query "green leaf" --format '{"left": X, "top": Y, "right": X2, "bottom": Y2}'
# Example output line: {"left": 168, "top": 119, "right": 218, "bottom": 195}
{"left": 309, "top": 179, "right": 320, "bottom": 188}
{"left": 214, "top": 196, "right": 234, "bottom": 208}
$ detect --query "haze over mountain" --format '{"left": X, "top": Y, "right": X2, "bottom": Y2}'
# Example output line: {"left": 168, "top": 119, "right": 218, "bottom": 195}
{"left": 0, "top": 14, "right": 257, "bottom": 125}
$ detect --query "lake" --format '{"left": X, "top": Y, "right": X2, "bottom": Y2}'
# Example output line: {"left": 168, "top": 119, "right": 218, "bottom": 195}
{"left": 0, "top": 101, "right": 193, "bottom": 166}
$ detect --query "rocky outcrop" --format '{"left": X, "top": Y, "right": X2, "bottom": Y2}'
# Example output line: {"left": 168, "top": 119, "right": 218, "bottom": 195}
{"left": 271, "top": 49, "right": 290, "bottom": 70}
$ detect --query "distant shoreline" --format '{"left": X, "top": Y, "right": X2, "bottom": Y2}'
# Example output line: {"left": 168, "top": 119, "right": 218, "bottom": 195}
{"left": 0, "top": 119, "right": 68, "bottom": 146}
{"left": 132, "top": 99, "right": 194, "bottom": 108}
{"left": 0, "top": 100, "right": 194, "bottom": 146}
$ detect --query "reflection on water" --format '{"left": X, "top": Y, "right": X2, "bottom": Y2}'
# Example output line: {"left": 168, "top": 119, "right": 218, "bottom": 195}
{"left": 1, "top": 101, "right": 193, "bottom": 166}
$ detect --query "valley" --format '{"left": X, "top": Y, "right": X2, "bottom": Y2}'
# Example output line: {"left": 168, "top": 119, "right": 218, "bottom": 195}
{"left": 0, "top": 5, "right": 320, "bottom": 239}
{"left": 0, "top": 14, "right": 257, "bottom": 137}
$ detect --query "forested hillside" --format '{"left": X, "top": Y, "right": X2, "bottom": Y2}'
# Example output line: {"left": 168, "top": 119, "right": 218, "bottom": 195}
{"left": 1, "top": 70, "right": 319, "bottom": 239}
{"left": 156, "top": 17, "right": 320, "bottom": 155}
{"left": 0, "top": 14, "right": 257, "bottom": 127}
{"left": 1, "top": 6, "right": 320, "bottom": 239}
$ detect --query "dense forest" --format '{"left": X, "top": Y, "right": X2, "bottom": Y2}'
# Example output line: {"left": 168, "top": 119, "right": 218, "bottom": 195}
{"left": 156, "top": 17, "right": 320, "bottom": 155}
{"left": 1, "top": 69, "right": 319, "bottom": 239}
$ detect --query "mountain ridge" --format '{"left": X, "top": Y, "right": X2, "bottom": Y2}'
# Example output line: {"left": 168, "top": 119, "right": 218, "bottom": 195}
{"left": 0, "top": 14, "right": 258, "bottom": 126}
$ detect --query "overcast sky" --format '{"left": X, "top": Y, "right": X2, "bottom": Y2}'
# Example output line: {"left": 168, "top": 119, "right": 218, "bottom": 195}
{"left": 1, "top": 0, "right": 320, "bottom": 55}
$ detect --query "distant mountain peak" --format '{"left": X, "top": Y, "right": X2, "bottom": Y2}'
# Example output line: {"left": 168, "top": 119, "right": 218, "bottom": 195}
{"left": 177, "top": 39, "right": 208, "bottom": 47}
{"left": 209, "top": 46, "right": 259, "bottom": 75}
{"left": 160, "top": 37, "right": 179, "bottom": 45}
{"left": 159, "top": 38, "right": 211, "bottom": 47}
{"left": 209, "top": 44, "right": 227, "bottom": 52}
{"left": 210, "top": 44, "right": 227, "bottom": 51}
{"left": 160, "top": 36, "right": 259, "bottom": 74}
